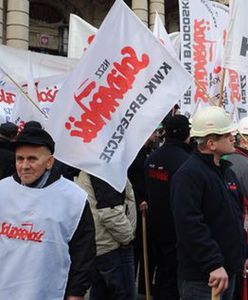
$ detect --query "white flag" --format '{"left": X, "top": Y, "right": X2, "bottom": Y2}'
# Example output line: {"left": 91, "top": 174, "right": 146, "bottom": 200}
{"left": 0, "top": 81, "right": 16, "bottom": 123}
{"left": 210, "top": 1, "right": 248, "bottom": 120}
{"left": 68, "top": 14, "right": 97, "bottom": 59}
{"left": 169, "top": 32, "right": 181, "bottom": 58}
{"left": 46, "top": 0, "right": 192, "bottom": 192}
{"left": 223, "top": 0, "right": 248, "bottom": 74}
{"left": 179, "top": 0, "right": 220, "bottom": 116}
{"left": 10, "top": 73, "right": 67, "bottom": 130}
{"left": 153, "top": 12, "right": 177, "bottom": 58}
{"left": 11, "top": 53, "right": 47, "bottom": 131}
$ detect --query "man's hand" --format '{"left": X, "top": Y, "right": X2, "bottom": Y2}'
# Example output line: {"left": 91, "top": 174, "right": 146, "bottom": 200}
{"left": 208, "top": 267, "right": 229, "bottom": 296}
{"left": 139, "top": 201, "right": 148, "bottom": 212}
{"left": 66, "top": 296, "right": 84, "bottom": 300}
{"left": 244, "top": 258, "right": 248, "bottom": 272}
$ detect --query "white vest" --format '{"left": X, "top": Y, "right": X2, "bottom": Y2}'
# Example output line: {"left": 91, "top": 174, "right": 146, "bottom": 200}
{"left": 0, "top": 176, "right": 87, "bottom": 300}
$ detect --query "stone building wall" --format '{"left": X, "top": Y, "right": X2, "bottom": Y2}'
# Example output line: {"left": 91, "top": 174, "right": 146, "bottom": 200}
{"left": 0, "top": 0, "right": 229, "bottom": 52}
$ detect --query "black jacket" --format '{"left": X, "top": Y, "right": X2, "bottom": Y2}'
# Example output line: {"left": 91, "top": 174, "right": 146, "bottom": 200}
{"left": 128, "top": 146, "right": 149, "bottom": 207}
{"left": 171, "top": 151, "right": 246, "bottom": 280}
{"left": 13, "top": 166, "right": 96, "bottom": 297}
{"left": 145, "top": 138, "right": 191, "bottom": 243}
{"left": 0, "top": 138, "right": 15, "bottom": 180}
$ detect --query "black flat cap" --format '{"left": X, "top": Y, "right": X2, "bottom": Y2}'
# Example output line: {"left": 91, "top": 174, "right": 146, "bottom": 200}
{"left": 24, "top": 120, "right": 42, "bottom": 130}
{"left": 12, "top": 127, "right": 55, "bottom": 154}
{"left": 0, "top": 122, "right": 18, "bottom": 139}
{"left": 165, "top": 115, "right": 191, "bottom": 141}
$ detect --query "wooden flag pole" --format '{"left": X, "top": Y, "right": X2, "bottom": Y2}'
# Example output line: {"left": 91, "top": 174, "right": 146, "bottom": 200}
{"left": 142, "top": 209, "right": 151, "bottom": 300}
{"left": 211, "top": 288, "right": 220, "bottom": 300}
{"left": 0, "top": 66, "right": 48, "bottom": 118}
{"left": 194, "top": 79, "right": 218, "bottom": 106}
{"left": 191, "top": 79, "right": 218, "bottom": 117}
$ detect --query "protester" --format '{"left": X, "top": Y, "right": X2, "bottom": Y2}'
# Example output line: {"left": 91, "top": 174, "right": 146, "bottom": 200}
{"left": 75, "top": 171, "right": 136, "bottom": 300}
{"left": 0, "top": 127, "right": 96, "bottom": 300}
{"left": 224, "top": 116, "right": 248, "bottom": 300}
{"left": 0, "top": 121, "right": 18, "bottom": 139}
{"left": 145, "top": 115, "right": 191, "bottom": 300}
{"left": 22, "top": 120, "right": 80, "bottom": 181}
{"left": 171, "top": 106, "right": 246, "bottom": 300}
{"left": 225, "top": 116, "right": 248, "bottom": 200}
{"left": 0, "top": 122, "right": 18, "bottom": 179}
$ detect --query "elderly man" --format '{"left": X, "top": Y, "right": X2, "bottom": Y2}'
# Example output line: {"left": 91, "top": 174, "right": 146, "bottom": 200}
{"left": 224, "top": 116, "right": 248, "bottom": 299}
{"left": 171, "top": 106, "right": 246, "bottom": 300}
{"left": 0, "top": 127, "right": 96, "bottom": 300}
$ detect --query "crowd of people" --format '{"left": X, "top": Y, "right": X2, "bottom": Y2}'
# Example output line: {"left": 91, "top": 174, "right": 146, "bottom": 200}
{"left": 0, "top": 105, "right": 247, "bottom": 300}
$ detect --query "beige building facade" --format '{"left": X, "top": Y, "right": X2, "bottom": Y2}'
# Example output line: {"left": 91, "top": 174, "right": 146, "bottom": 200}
{"left": 0, "top": 0, "right": 229, "bottom": 54}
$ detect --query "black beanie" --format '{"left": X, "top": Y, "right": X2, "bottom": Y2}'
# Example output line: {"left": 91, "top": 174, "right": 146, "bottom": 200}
{"left": 164, "top": 115, "right": 190, "bottom": 141}
{"left": 12, "top": 128, "right": 55, "bottom": 154}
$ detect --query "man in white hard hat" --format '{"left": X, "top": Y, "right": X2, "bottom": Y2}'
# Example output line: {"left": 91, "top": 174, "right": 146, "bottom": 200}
{"left": 224, "top": 116, "right": 248, "bottom": 299}
{"left": 170, "top": 106, "right": 246, "bottom": 300}
{"left": 225, "top": 116, "right": 248, "bottom": 200}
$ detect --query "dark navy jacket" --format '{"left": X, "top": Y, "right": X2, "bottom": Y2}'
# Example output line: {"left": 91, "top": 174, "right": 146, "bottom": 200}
{"left": 145, "top": 138, "right": 191, "bottom": 243}
{"left": 171, "top": 151, "right": 246, "bottom": 280}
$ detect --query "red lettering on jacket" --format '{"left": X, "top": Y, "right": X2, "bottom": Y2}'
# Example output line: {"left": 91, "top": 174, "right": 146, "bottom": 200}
{"left": 0, "top": 222, "right": 45, "bottom": 243}
{"left": 228, "top": 183, "right": 237, "bottom": 191}
{"left": 148, "top": 168, "right": 169, "bottom": 182}
{"left": 65, "top": 46, "right": 149, "bottom": 143}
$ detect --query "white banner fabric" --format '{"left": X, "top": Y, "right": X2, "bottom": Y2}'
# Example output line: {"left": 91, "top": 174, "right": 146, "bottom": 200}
{"left": 223, "top": 0, "right": 248, "bottom": 75}
{"left": 0, "top": 45, "right": 77, "bottom": 82}
{"left": 68, "top": 14, "right": 98, "bottom": 59}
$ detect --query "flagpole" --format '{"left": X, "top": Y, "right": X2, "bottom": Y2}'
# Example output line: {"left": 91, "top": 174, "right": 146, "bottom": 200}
{"left": 192, "top": 79, "right": 218, "bottom": 117}
{"left": 142, "top": 210, "right": 151, "bottom": 300}
{"left": 218, "top": 67, "right": 226, "bottom": 107}
{"left": 0, "top": 66, "right": 48, "bottom": 118}
{"left": 212, "top": 288, "right": 220, "bottom": 300}
{"left": 194, "top": 79, "right": 217, "bottom": 106}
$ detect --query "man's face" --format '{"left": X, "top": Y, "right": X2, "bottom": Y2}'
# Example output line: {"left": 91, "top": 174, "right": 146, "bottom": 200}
{"left": 213, "top": 133, "right": 235, "bottom": 155}
{"left": 16, "top": 145, "right": 54, "bottom": 185}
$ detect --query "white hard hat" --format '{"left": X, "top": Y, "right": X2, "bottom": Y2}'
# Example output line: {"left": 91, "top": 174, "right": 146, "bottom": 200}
{"left": 191, "top": 106, "right": 236, "bottom": 137}
{"left": 238, "top": 116, "right": 248, "bottom": 135}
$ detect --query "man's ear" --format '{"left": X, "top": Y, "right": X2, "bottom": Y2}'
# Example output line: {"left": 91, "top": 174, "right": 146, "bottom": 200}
{"left": 206, "top": 138, "right": 217, "bottom": 151}
{"left": 46, "top": 155, "right": 55, "bottom": 170}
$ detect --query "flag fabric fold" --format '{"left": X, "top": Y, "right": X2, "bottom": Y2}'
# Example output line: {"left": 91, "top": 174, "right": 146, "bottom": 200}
{"left": 46, "top": 0, "right": 192, "bottom": 192}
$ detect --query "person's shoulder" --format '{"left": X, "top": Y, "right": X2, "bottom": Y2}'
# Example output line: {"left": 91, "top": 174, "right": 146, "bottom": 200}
{"left": 0, "top": 176, "right": 15, "bottom": 186}
{"left": 173, "top": 155, "right": 202, "bottom": 179}
{"left": 60, "top": 175, "right": 87, "bottom": 190}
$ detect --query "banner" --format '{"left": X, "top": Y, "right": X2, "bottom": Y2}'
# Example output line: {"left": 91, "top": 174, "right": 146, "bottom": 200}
{"left": 45, "top": 0, "right": 192, "bottom": 192}
{"left": 10, "top": 73, "right": 67, "bottom": 129}
{"left": 68, "top": 14, "right": 97, "bottom": 59}
{"left": 209, "top": 2, "right": 248, "bottom": 120}
{"left": 0, "top": 45, "right": 77, "bottom": 82}
{"left": 21, "top": 74, "right": 66, "bottom": 115}
{"left": 0, "top": 82, "right": 16, "bottom": 123}
{"left": 223, "top": 0, "right": 248, "bottom": 75}
{"left": 179, "top": 0, "right": 221, "bottom": 117}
